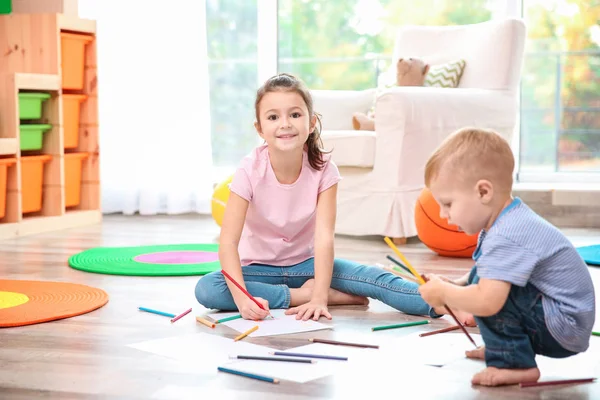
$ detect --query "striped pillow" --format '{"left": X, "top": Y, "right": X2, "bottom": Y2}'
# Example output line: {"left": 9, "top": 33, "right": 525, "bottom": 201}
{"left": 424, "top": 60, "right": 466, "bottom": 88}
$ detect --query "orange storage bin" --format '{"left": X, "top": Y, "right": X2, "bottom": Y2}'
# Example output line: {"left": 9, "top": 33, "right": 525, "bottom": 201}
{"left": 63, "top": 94, "right": 87, "bottom": 149}
{"left": 64, "top": 152, "right": 89, "bottom": 208}
{"left": 21, "top": 155, "right": 52, "bottom": 214}
{"left": 61, "top": 32, "right": 93, "bottom": 90}
{"left": 0, "top": 158, "right": 17, "bottom": 219}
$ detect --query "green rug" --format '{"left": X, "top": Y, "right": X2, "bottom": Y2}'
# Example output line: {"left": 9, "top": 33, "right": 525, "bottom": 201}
{"left": 68, "top": 244, "right": 221, "bottom": 276}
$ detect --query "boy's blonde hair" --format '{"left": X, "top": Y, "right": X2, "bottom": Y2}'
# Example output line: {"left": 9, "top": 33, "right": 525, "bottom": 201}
{"left": 424, "top": 127, "right": 515, "bottom": 193}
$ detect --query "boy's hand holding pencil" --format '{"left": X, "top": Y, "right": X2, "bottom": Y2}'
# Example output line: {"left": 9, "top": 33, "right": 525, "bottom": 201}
{"left": 418, "top": 274, "right": 449, "bottom": 307}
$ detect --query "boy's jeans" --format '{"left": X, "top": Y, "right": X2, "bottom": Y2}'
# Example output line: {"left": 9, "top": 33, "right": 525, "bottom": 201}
{"left": 195, "top": 257, "right": 440, "bottom": 317}
{"left": 468, "top": 267, "right": 576, "bottom": 368}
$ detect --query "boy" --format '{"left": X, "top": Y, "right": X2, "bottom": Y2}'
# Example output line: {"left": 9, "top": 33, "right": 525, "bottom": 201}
{"left": 418, "top": 127, "right": 596, "bottom": 386}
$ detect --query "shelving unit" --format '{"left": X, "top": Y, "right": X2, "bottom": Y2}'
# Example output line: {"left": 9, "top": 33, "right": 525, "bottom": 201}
{"left": 0, "top": 13, "right": 101, "bottom": 240}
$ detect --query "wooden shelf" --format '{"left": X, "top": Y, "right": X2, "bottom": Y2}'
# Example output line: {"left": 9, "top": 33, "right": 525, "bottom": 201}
{"left": 0, "top": 139, "right": 18, "bottom": 155}
{"left": 0, "top": 13, "right": 101, "bottom": 240}
{"left": 15, "top": 73, "right": 61, "bottom": 91}
{"left": 58, "top": 14, "right": 96, "bottom": 34}
{"left": 0, "top": 210, "right": 101, "bottom": 240}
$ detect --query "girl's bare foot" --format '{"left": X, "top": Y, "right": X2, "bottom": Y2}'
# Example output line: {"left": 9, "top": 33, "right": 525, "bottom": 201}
{"left": 289, "top": 279, "right": 369, "bottom": 307}
{"left": 466, "top": 346, "right": 485, "bottom": 360}
{"left": 471, "top": 366, "right": 540, "bottom": 386}
{"left": 433, "top": 306, "right": 477, "bottom": 327}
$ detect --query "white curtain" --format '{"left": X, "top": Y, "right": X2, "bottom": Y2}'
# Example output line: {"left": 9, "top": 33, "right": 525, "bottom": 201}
{"left": 78, "top": 0, "right": 214, "bottom": 215}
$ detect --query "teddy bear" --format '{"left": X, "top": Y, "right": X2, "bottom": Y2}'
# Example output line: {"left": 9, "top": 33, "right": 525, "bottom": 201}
{"left": 352, "top": 57, "right": 430, "bottom": 131}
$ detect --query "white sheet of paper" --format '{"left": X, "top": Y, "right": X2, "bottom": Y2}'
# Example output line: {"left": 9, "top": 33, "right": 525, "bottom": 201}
{"left": 207, "top": 309, "right": 333, "bottom": 337}
{"left": 127, "top": 332, "right": 276, "bottom": 374}
{"left": 220, "top": 342, "right": 376, "bottom": 383}
{"left": 381, "top": 331, "right": 484, "bottom": 367}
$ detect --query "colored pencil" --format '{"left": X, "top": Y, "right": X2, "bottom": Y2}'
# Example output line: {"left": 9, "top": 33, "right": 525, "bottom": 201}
{"left": 309, "top": 338, "right": 379, "bottom": 349}
{"left": 519, "top": 378, "right": 596, "bottom": 388}
{"left": 170, "top": 307, "right": 192, "bottom": 323}
{"left": 383, "top": 266, "right": 419, "bottom": 283}
{"left": 383, "top": 237, "right": 426, "bottom": 284}
{"left": 386, "top": 255, "right": 412, "bottom": 275}
{"left": 216, "top": 314, "right": 243, "bottom": 324}
{"left": 230, "top": 355, "right": 315, "bottom": 364}
{"left": 383, "top": 236, "right": 478, "bottom": 348}
{"left": 372, "top": 320, "right": 429, "bottom": 332}
{"left": 234, "top": 325, "right": 259, "bottom": 341}
{"left": 221, "top": 269, "right": 273, "bottom": 319}
{"left": 217, "top": 366, "right": 279, "bottom": 384}
{"left": 196, "top": 316, "right": 216, "bottom": 328}
{"left": 270, "top": 351, "right": 348, "bottom": 361}
{"left": 419, "top": 325, "right": 461, "bottom": 337}
{"left": 138, "top": 307, "right": 176, "bottom": 318}
{"left": 592, "top": 331, "right": 600, "bottom": 337}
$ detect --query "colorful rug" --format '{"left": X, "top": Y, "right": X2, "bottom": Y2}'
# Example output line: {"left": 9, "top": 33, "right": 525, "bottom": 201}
{"left": 0, "top": 280, "right": 108, "bottom": 327}
{"left": 68, "top": 243, "right": 221, "bottom": 276}
{"left": 577, "top": 245, "right": 600, "bottom": 266}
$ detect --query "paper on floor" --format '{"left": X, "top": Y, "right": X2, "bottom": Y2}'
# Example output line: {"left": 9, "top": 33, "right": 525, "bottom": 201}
{"left": 381, "top": 331, "right": 484, "bottom": 367}
{"left": 220, "top": 342, "right": 376, "bottom": 383}
{"left": 127, "top": 332, "right": 276, "bottom": 374}
{"left": 207, "top": 309, "right": 333, "bottom": 337}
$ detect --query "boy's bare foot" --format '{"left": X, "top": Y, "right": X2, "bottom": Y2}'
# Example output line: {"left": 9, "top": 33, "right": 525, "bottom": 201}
{"left": 466, "top": 346, "right": 485, "bottom": 360}
{"left": 471, "top": 366, "right": 540, "bottom": 387}
{"left": 289, "top": 279, "right": 369, "bottom": 307}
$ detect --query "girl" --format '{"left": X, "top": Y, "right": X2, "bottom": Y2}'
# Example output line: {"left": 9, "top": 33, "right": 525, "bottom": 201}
{"left": 195, "top": 73, "right": 469, "bottom": 322}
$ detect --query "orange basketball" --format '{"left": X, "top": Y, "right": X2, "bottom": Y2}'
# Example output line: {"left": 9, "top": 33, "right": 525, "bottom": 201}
{"left": 414, "top": 187, "right": 478, "bottom": 258}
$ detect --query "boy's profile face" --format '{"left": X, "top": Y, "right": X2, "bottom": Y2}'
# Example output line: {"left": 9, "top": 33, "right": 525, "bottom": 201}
{"left": 429, "top": 169, "right": 493, "bottom": 236}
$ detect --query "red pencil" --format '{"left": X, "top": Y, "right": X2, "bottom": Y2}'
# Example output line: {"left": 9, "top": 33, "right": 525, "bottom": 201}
{"left": 170, "top": 307, "right": 192, "bottom": 323}
{"left": 520, "top": 378, "right": 596, "bottom": 388}
{"left": 221, "top": 269, "right": 272, "bottom": 317}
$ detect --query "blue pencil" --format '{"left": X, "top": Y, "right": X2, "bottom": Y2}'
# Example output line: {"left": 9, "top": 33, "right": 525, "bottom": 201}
{"left": 138, "top": 307, "right": 176, "bottom": 318}
{"left": 217, "top": 366, "right": 279, "bottom": 384}
{"left": 271, "top": 351, "right": 348, "bottom": 361}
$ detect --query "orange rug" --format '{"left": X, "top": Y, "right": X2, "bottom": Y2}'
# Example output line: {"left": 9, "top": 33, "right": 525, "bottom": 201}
{"left": 0, "top": 280, "right": 108, "bottom": 327}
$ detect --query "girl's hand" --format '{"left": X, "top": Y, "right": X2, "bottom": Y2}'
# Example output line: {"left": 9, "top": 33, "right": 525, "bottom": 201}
{"left": 285, "top": 300, "right": 332, "bottom": 321}
{"left": 238, "top": 297, "right": 270, "bottom": 321}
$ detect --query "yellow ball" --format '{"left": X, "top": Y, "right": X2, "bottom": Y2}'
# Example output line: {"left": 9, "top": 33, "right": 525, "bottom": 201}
{"left": 211, "top": 175, "right": 233, "bottom": 226}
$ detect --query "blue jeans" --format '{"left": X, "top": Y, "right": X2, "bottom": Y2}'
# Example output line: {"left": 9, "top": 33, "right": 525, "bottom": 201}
{"left": 468, "top": 267, "right": 576, "bottom": 369}
{"left": 195, "top": 257, "right": 440, "bottom": 317}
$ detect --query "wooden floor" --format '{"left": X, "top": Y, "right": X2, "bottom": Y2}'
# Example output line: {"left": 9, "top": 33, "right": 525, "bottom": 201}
{"left": 1, "top": 214, "right": 600, "bottom": 399}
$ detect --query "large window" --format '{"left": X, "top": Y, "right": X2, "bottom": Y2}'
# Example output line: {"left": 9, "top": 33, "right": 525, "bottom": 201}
{"left": 278, "top": 0, "right": 493, "bottom": 90}
{"left": 206, "top": 0, "right": 600, "bottom": 181}
{"left": 518, "top": 0, "right": 600, "bottom": 176}
{"left": 206, "top": 0, "right": 259, "bottom": 169}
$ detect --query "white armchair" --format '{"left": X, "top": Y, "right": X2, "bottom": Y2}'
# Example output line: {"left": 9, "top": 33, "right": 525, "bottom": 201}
{"left": 312, "top": 18, "right": 526, "bottom": 241}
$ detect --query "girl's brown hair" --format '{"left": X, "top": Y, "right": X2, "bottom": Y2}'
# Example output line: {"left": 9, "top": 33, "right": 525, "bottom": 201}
{"left": 254, "top": 73, "right": 330, "bottom": 170}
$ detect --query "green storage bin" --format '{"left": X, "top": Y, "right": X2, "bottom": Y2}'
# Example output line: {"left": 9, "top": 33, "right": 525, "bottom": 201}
{"left": 0, "top": 0, "right": 11, "bottom": 15}
{"left": 18, "top": 93, "right": 51, "bottom": 120}
{"left": 20, "top": 124, "right": 53, "bottom": 151}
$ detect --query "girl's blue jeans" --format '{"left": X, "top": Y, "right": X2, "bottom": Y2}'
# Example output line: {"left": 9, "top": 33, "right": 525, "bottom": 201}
{"left": 195, "top": 257, "right": 440, "bottom": 317}
{"left": 468, "top": 267, "right": 576, "bottom": 369}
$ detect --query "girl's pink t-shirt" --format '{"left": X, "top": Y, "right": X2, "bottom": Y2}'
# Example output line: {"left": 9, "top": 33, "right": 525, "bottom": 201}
{"left": 229, "top": 144, "right": 341, "bottom": 267}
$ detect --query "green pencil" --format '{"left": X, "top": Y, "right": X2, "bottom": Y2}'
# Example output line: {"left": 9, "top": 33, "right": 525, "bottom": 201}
{"left": 372, "top": 320, "right": 429, "bottom": 332}
{"left": 592, "top": 331, "right": 600, "bottom": 337}
{"left": 216, "top": 314, "right": 243, "bottom": 323}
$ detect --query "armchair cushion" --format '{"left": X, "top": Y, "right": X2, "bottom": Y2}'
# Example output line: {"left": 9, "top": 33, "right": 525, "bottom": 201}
{"left": 424, "top": 59, "right": 467, "bottom": 88}
{"left": 320, "top": 130, "right": 376, "bottom": 168}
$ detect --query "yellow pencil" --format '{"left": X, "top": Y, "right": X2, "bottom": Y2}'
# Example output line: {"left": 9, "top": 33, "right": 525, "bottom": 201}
{"left": 234, "top": 325, "right": 259, "bottom": 342}
{"left": 384, "top": 237, "right": 426, "bottom": 285}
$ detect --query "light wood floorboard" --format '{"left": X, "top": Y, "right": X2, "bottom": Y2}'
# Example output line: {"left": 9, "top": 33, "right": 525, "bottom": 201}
{"left": 1, "top": 214, "right": 600, "bottom": 399}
